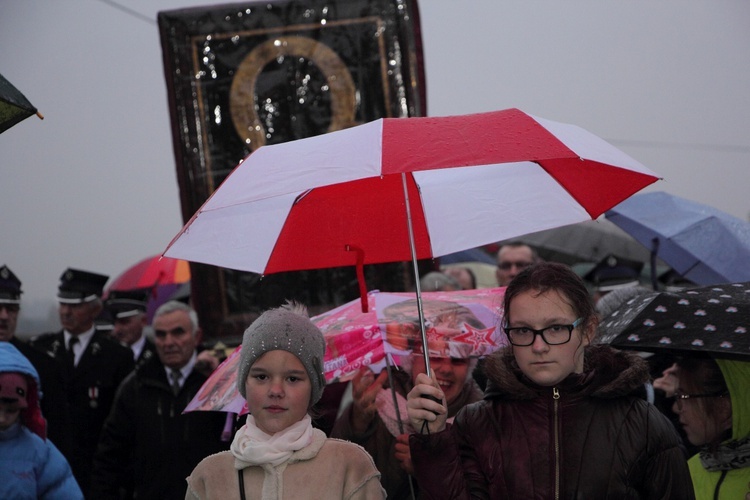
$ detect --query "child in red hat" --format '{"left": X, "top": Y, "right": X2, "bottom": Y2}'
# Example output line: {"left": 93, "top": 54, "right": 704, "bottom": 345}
{"left": 0, "top": 342, "right": 83, "bottom": 499}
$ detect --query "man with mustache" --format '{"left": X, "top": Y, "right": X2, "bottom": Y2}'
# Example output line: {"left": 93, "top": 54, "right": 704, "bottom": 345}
{"left": 90, "top": 301, "right": 228, "bottom": 500}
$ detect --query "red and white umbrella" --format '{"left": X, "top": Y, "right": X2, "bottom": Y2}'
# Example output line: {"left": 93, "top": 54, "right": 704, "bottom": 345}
{"left": 164, "top": 108, "right": 658, "bottom": 275}
{"left": 164, "top": 108, "right": 659, "bottom": 372}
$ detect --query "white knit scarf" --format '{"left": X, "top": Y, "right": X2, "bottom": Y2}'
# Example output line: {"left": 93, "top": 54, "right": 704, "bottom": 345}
{"left": 231, "top": 414, "right": 315, "bottom": 468}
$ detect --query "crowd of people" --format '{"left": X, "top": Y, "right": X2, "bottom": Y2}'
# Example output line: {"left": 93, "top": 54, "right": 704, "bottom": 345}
{"left": 1, "top": 241, "right": 748, "bottom": 499}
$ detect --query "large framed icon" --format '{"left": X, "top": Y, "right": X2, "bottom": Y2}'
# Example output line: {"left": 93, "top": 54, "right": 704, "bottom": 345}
{"left": 158, "top": 0, "right": 427, "bottom": 338}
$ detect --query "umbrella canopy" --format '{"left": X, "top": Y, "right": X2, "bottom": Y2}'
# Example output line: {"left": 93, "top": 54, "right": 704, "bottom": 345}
{"left": 109, "top": 255, "right": 191, "bottom": 290}
{"left": 606, "top": 191, "right": 750, "bottom": 285}
{"left": 185, "top": 288, "right": 505, "bottom": 413}
{"left": 600, "top": 282, "right": 750, "bottom": 359}
{"left": 500, "top": 218, "right": 653, "bottom": 265}
{"left": 164, "top": 108, "right": 659, "bottom": 274}
{"left": 0, "top": 72, "right": 42, "bottom": 134}
{"left": 164, "top": 107, "right": 658, "bottom": 375}
{"left": 324, "top": 287, "right": 505, "bottom": 381}
{"left": 107, "top": 255, "right": 191, "bottom": 322}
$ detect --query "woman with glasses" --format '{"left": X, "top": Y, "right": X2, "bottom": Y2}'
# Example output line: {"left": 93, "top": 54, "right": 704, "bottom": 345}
{"left": 672, "top": 355, "right": 750, "bottom": 500}
{"left": 406, "top": 262, "right": 694, "bottom": 499}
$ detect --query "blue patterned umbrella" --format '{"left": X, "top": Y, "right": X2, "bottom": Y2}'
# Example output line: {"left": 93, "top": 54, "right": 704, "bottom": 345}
{"left": 606, "top": 191, "right": 750, "bottom": 286}
{"left": 602, "top": 282, "right": 750, "bottom": 359}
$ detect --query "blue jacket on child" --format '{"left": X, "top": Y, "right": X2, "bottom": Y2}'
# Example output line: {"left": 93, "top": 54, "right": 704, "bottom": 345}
{"left": 0, "top": 342, "right": 83, "bottom": 499}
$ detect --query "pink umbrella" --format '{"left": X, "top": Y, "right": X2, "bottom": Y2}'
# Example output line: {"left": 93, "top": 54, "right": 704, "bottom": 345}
{"left": 185, "top": 288, "right": 505, "bottom": 413}
{"left": 164, "top": 108, "right": 659, "bottom": 372}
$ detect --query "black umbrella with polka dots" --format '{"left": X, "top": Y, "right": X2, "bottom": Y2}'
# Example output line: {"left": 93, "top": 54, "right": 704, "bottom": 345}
{"left": 601, "top": 282, "right": 750, "bottom": 360}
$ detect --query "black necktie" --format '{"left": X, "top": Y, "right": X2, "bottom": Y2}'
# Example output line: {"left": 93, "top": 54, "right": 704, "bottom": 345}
{"left": 67, "top": 336, "right": 79, "bottom": 369}
{"left": 170, "top": 369, "right": 181, "bottom": 396}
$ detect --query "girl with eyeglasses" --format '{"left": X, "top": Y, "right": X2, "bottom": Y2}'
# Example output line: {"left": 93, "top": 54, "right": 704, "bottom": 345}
{"left": 672, "top": 355, "right": 750, "bottom": 500}
{"left": 406, "top": 262, "right": 694, "bottom": 499}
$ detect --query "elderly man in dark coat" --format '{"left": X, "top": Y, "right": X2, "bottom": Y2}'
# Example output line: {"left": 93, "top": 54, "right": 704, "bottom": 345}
{"left": 91, "top": 301, "right": 229, "bottom": 500}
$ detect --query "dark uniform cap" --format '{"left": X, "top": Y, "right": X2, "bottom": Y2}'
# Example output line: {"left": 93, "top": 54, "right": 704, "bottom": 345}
{"left": 658, "top": 268, "right": 696, "bottom": 292}
{"left": 0, "top": 265, "right": 22, "bottom": 304}
{"left": 57, "top": 268, "right": 109, "bottom": 304}
{"left": 105, "top": 289, "right": 149, "bottom": 319}
{"left": 584, "top": 254, "right": 644, "bottom": 293}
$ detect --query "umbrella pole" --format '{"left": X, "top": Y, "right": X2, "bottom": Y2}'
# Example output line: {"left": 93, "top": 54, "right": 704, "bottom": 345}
{"left": 650, "top": 237, "right": 660, "bottom": 290}
{"left": 400, "top": 173, "right": 432, "bottom": 377}
{"left": 385, "top": 353, "right": 417, "bottom": 500}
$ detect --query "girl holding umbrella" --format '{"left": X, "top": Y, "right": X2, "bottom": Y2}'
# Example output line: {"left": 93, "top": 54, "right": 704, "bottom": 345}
{"left": 185, "top": 303, "right": 385, "bottom": 499}
{"left": 406, "top": 262, "right": 694, "bottom": 498}
{"left": 671, "top": 355, "right": 750, "bottom": 499}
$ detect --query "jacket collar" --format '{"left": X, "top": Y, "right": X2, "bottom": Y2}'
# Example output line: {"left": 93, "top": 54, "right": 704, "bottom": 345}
{"left": 483, "top": 344, "right": 649, "bottom": 400}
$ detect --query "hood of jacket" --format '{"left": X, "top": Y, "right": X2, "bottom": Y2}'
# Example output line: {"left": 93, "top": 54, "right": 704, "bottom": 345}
{"left": 483, "top": 344, "right": 649, "bottom": 400}
{"left": 0, "top": 342, "right": 40, "bottom": 386}
{"left": 0, "top": 342, "right": 46, "bottom": 438}
{"left": 716, "top": 358, "right": 750, "bottom": 441}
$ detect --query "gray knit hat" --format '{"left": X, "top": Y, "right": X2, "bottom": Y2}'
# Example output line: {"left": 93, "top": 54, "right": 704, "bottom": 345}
{"left": 237, "top": 303, "right": 327, "bottom": 407}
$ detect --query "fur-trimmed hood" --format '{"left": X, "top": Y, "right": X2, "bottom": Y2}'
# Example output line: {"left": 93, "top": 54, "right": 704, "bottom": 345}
{"left": 483, "top": 344, "right": 649, "bottom": 400}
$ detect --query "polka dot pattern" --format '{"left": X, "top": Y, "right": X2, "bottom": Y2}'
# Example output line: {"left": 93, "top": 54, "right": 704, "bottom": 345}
{"left": 600, "top": 282, "right": 750, "bottom": 357}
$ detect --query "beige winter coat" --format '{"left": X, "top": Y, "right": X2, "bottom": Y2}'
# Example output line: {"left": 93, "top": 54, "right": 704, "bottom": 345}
{"left": 185, "top": 429, "right": 385, "bottom": 500}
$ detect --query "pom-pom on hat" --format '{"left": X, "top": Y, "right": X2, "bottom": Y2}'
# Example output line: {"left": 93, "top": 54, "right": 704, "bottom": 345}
{"left": 237, "top": 302, "right": 326, "bottom": 407}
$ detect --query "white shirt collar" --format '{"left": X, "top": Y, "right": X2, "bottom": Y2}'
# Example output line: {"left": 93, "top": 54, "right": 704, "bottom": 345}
{"left": 63, "top": 327, "right": 96, "bottom": 366}
{"left": 164, "top": 351, "right": 198, "bottom": 387}
{"left": 130, "top": 335, "right": 146, "bottom": 361}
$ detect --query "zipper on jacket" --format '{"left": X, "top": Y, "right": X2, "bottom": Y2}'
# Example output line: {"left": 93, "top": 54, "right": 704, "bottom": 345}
{"left": 553, "top": 387, "right": 560, "bottom": 500}
{"left": 713, "top": 470, "right": 727, "bottom": 500}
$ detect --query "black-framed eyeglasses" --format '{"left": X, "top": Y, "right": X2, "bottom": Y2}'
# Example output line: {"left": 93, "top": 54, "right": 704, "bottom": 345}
{"left": 672, "top": 389, "right": 728, "bottom": 411}
{"left": 504, "top": 318, "right": 582, "bottom": 346}
{"left": 497, "top": 261, "right": 533, "bottom": 271}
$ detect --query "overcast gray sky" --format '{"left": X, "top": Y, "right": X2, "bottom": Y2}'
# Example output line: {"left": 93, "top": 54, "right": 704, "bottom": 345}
{"left": 2, "top": 0, "right": 749, "bottom": 324}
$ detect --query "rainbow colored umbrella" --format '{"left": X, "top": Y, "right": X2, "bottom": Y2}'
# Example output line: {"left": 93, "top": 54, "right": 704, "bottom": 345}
{"left": 107, "top": 255, "right": 191, "bottom": 321}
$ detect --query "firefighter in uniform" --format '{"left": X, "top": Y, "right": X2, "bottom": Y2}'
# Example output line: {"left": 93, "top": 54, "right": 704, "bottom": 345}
{"left": 105, "top": 288, "right": 157, "bottom": 369}
{"left": 32, "top": 268, "right": 134, "bottom": 498}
